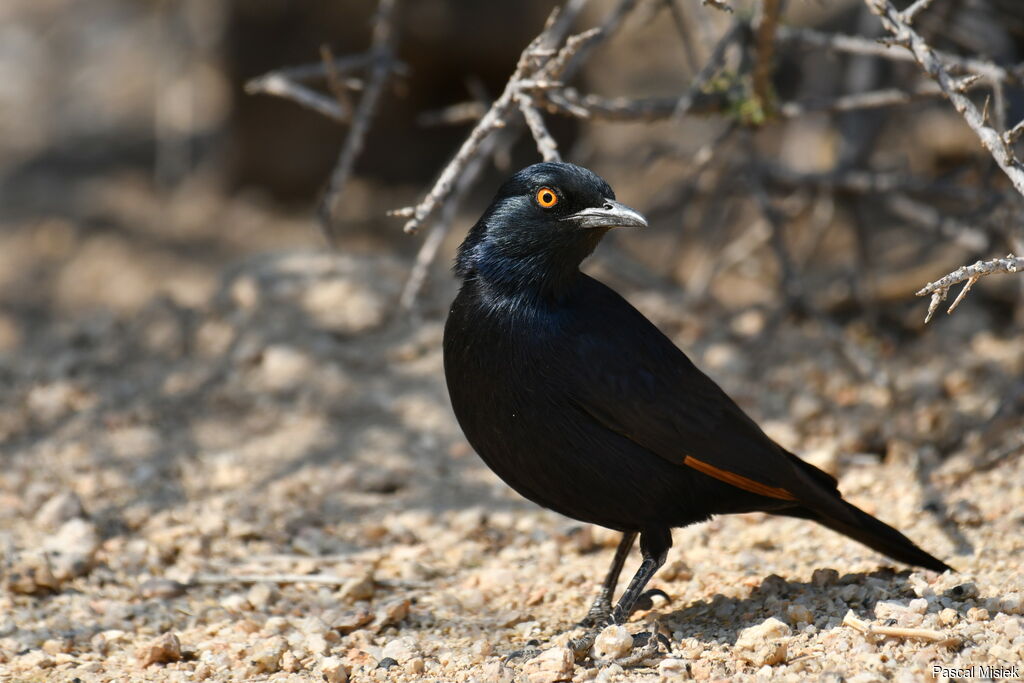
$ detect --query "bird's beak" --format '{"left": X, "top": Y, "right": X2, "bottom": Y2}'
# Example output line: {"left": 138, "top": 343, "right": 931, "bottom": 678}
{"left": 563, "top": 199, "right": 648, "bottom": 230}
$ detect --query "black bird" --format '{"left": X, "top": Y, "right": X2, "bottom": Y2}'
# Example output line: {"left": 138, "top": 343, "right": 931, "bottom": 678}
{"left": 443, "top": 162, "right": 951, "bottom": 657}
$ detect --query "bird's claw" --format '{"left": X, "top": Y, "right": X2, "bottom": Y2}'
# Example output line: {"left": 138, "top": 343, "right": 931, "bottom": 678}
{"left": 503, "top": 647, "right": 543, "bottom": 663}
{"left": 590, "top": 622, "right": 669, "bottom": 669}
{"left": 568, "top": 629, "right": 600, "bottom": 661}
{"left": 633, "top": 588, "right": 671, "bottom": 612}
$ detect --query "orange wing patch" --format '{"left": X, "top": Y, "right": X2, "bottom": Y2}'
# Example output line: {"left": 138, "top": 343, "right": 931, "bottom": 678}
{"left": 683, "top": 456, "right": 797, "bottom": 501}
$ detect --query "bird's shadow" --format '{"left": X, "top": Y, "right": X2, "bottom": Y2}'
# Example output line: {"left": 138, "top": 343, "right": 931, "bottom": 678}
{"left": 653, "top": 568, "right": 934, "bottom": 647}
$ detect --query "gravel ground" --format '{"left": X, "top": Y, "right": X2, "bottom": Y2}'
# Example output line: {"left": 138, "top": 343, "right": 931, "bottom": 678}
{"left": 1, "top": 250, "right": 1022, "bottom": 682}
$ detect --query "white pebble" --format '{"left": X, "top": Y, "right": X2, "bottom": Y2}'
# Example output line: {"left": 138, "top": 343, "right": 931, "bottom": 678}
{"left": 593, "top": 624, "right": 633, "bottom": 660}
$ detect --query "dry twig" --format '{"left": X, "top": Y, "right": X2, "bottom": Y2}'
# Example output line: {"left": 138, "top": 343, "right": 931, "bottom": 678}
{"left": 752, "top": 0, "right": 783, "bottom": 114}
{"left": 396, "top": 0, "right": 637, "bottom": 235}
{"left": 842, "top": 611, "right": 957, "bottom": 644}
{"left": 776, "top": 26, "right": 1023, "bottom": 86}
{"left": 916, "top": 253, "right": 1024, "bottom": 322}
{"left": 865, "top": 0, "right": 1024, "bottom": 198}
{"left": 244, "top": 74, "right": 351, "bottom": 123}
{"left": 318, "top": 0, "right": 399, "bottom": 240}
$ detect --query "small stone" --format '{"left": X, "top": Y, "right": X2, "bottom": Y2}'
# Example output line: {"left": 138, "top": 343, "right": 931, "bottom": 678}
{"left": 338, "top": 573, "right": 375, "bottom": 603}
{"left": 481, "top": 660, "right": 515, "bottom": 683}
{"left": 305, "top": 633, "right": 330, "bottom": 656}
{"left": 138, "top": 578, "right": 187, "bottom": 600}
{"left": 595, "top": 662, "right": 623, "bottom": 682}
{"left": 907, "top": 598, "right": 928, "bottom": 614}
{"left": 247, "top": 582, "right": 279, "bottom": 609}
{"left": 44, "top": 518, "right": 100, "bottom": 580}
{"left": 248, "top": 636, "right": 287, "bottom": 674}
{"left": 593, "top": 624, "right": 633, "bottom": 660}
{"left": 333, "top": 608, "right": 374, "bottom": 634}
{"left": 321, "top": 655, "right": 348, "bottom": 683}
{"left": 377, "top": 657, "right": 399, "bottom": 670}
{"left": 136, "top": 633, "right": 183, "bottom": 667}
{"left": 42, "top": 638, "right": 70, "bottom": 655}
{"left": 659, "top": 657, "right": 690, "bottom": 679}
{"left": 405, "top": 657, "right": 425, "bottom": 674}
{"left": 523, "top": 647, "right": 574, "bottom": 683}
{"left": 759, "top": 574, "right": 789, "bottom": 596}
{"left": 787, "top": 603, "right": 814, "bottom": 626}
{"left": 734, "top": 617, "right": 791, "bottom": 667}
{"left": 966, "top": 607, "right": 989, "bottom": 622}
{"left": 374, "top": 598, "right": 410, "bottom": 629}
{"left": 281, "top": 650, "right": 301, "bottom": 672}
{"left": 945, "top": 583, "right": 979, "bottom": 600}
{"left": 221, "top": 593, "right": 250, "bottom": 613}
{"left": 812, "top": 568, "right": 839, "bottom": 588}
{"left": 5, "top": 551, "right": 61, "bottom": 594}
{"left": 381, "top": 636, "right": 419, "bottom": 663}
{"left": 35, "top": 491, "right": 86, "bottom": 530}
{"left": 15, "top": 650, "right": 55, "bottom": 671}
{"left": 937, "top": 608, "right": 958, "bottom": 626}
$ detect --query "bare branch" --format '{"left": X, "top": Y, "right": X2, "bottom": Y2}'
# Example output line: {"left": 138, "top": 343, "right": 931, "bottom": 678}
{"left": 516, "top": 93, "right": 562, "bottom": 162}
{"left": 395, "top": 10, "right": 565, "bottom": 235}
{"left": 539, "top": 81, "right": 958, "bottom": 123}
{"left": 1006, "top": 119, "right": 1024, "bottom": 146}
{"left": 752, "top": 0, "right": 783, "bottom": 114}
{"left": 396, "top": 0, "right": 628, "bottom": 235}
{"left": 674, "top": 20, "right": 743, "bottom": 119}
{"left": 866, "top": 0, "right": 1024, "bottom": 199}
{"left": 916, "top": 253, "right": 1024, "bottom": 322}
{"left": 399, "top": 132, "right": 510, "bottom": 310}
{"left": 776, "top": 26, "right": 1024, "bottom": 86}
{"left": 244, "top": 74, "right": 351, "bottom": 123}
{"left": 901, "top": 0, "right": 939, "bottom": 24}
{"left": 317, "top": 0, "right": 399, "bottom": 242}
{"left": 320, "top": 45, "right": 354, "bottom": 119}
{"left": 885, "top": 193, "right": 989, "bottom": 252}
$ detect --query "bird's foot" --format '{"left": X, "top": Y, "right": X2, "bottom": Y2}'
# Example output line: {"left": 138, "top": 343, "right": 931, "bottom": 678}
{"left": 612, "top": 623, "right": 670, "bottom": 668}
{"left": 503, "top": 647, "right": 543, "bottom": 663}
{"left": 568, "top": 624, "right": 604, "bottom": 660}
{"left": 633, "top": 588, "right": 671, "bottom": 612}
{"left": 576, "top": 621, "right": 669, "bottom": 668}
{"left": 577, "top": 588, "right": 669, "bottom": 628}
{"left": 576, "top": 596, "right": 613, "bottom": 628}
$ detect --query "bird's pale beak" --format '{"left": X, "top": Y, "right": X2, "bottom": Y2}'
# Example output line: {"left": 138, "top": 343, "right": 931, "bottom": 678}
{"left": 563, "top": 199, "right": 648, "bottom": 230}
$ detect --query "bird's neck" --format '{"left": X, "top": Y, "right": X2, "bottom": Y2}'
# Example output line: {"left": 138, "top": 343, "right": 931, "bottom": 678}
{"left": 462, "top": 231, "right": 605, "bottom": 306}
{"left": 468, "top": 255, "right": 583, "bottom": 306}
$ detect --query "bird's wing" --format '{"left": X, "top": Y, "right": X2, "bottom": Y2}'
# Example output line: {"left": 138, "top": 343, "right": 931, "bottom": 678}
{"left": 561, "top": 279, "right": 837, "bottom": 505}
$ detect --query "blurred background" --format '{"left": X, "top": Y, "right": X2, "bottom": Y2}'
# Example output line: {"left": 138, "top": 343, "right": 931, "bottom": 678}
{"left": 1, "top": 0, "right": 1023, "bottom": 677}
{"left": 3, "top": 0, "right": 1023, "bottom": 337}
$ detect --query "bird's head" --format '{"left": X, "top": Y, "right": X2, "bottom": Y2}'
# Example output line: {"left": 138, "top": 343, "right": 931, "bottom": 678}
{"left": 455, "top": 162, "right": 647, "bottom": 299}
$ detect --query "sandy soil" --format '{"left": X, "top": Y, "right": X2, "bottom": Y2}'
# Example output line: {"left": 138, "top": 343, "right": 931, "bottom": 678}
{"left": 1, "top": 239, "right": 1022, "bottom": 683}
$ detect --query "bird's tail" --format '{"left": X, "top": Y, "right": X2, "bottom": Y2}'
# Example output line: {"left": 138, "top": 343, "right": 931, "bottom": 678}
{"left": 785, "top": 499, "right": 953, "bottom": 573}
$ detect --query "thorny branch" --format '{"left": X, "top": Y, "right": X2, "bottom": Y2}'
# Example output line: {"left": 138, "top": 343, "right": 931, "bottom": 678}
{"left": 250, "top": 0, "right": 1024, "bottom": 318}
{"left": 317, "top": 0, "right": 399, "bottom": 241}
{"left": 865, "top": 0, "right": 1024, "bottom": 198}
{"left": 916, "top": 254, "right": 1024, "bottom": 323}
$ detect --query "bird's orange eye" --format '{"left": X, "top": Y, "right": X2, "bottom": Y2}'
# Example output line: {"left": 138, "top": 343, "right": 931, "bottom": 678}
{"left": 536, "top": 187, "right": 558, "bottom": 208}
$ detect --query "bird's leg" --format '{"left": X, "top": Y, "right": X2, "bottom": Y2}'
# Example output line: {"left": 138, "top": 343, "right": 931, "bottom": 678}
{"left": 569, "top": 528, "right": 671, "bottom": 660}
{"left": 578, "top": 531, "right": 637, "bottom": 627}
